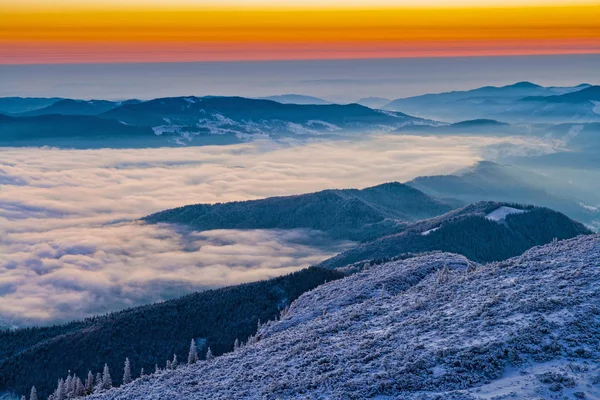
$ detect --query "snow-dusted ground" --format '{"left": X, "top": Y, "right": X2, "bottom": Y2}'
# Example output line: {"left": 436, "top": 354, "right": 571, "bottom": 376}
{"left": 421, "top": 226, "right": 440, "bottom": 236}
{"left": 92, "top": 234, "right": 600, "bottom": 400}
{"left": 485, "top": 206, "right": 527, "bottom": 221}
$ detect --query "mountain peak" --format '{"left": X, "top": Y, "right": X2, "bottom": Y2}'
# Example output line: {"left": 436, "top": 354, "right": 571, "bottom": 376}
{"left": 508, "top": 81, "right": 541, "bottom": 89}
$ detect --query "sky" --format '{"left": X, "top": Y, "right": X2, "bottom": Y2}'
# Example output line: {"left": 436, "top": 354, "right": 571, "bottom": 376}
{"left": 1, "top": 55, "right": 599, "bottom": 101}
{"left": 1, "top": 1, "right": 599, "bottom": 64}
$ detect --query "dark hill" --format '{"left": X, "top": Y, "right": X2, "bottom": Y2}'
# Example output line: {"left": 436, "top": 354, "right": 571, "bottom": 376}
{"left": 20, "top": 99, "right": 130, "bottom": 116}
{"left": 143, "top": 182, "right": 456, "bottom": 241}
{"left": 319, "top": 202, "right": 591, "bottom": 269}
{"left": 0, "top": 97, "right": 62, "bottom": 114}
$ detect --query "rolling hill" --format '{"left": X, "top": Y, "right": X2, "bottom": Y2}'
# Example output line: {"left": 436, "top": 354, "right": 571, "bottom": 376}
{"left": 143, "top": 182, "right": 456, "bottom": 242}
{"left": 0, "top": 97, "right": 62, "bottom": 115}
{"left": 383, "top": 82, "right": 594, "bottom": 122}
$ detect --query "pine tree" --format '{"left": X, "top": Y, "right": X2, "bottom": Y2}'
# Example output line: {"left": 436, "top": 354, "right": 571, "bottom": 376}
{"left": 123, "top": 358, "right": 132, "bottom": 385}
{"left": 234, "top": 338, "right": 240, "bottom": 351}
{"left": 166, "top": 360, "right": 172, "bottom": 370}
{"left": 155, "top": 364, "right": 160, "bottom": 374}
{"left": 29, "top": 387, "right": 38, "bottom": 400}
{"left": 65, "top": 374, "right": 73, "bottom": 398}
{"left": 140, "top": 368, "right": 145, "bottom": 377}
{"left": 102, "top": 364, "right": 112, "bottom": 390}
{"left": 75, "top": 377, "right": 85, "bottom": 397}
{"left": 20, "top": 396, "right": 25, "bottom": 400}
{"left": 188, "top": 339, "right": 199, "bottom": 364}
{"left": 55, "top": 379, "right": 65, "bottom": 400}
{"left": 172, "top": 354, "right": 178, "bottom": 369}
{"left": 206, "top": 347, "right": 214, "bottom": 361}
{"left": 94, "top": 373, "right": 103, "bottom": 393}
{"left": 84, "top": 371, "right": 94, "bottom": 394}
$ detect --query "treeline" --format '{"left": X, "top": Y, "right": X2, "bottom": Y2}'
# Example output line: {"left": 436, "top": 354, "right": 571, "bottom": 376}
{"left": 320, "top": 204, "right": 591, "bottom": 269}
{"left": 143, "top": 182, "right": 454, "bottom": 242}
{"left": 0, "top": 267, "right": 344, "bottom": 398}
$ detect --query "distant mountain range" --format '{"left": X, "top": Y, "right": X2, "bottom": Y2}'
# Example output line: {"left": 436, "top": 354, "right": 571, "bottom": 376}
{"left": 0, "top": 96, "right": 430, "bottom": 148}
{"left": 258, "top": 94, "right": 332, "bottom": 105}
{"left": 383, "top": 82, "right": 599, "bottom": 123}
{"left": 2, "top": 82, "right": 599, "bottom": 148}
{"left": 144, "top": 182, "right": 455, "bottom": 242}
{"left": 356, "top": 97, "right": 392, "bottom": 109}
{"left": 0, "top": 97, "right": 62, "bottom": 114}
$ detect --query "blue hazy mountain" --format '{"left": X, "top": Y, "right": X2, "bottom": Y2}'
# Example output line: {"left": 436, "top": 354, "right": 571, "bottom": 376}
{"left": 356, "top": 97, "right": 392, "bottom": 109}
{"left": 258, "top": 94, "right": 332, "bottom": 105}
{"left": 0, "top": 97, "right": 63, "bottom": 114}
{"left": 318, "top": 201, "right": 591, "bottom": 268}
{"left": 0, "top": 96, "right": 430, "bottom": 148}
{"left": 394, "top": 118, "right": 514, "bottom": 135}
{"left": 101, "top": 96, "right": 426, "bottom": 136}
{"left": 406, "top": 161, "right": 600, "bottom": 229}
{"left": 19, "top": 99, "right": 141, "bottom": 116}
{"left": 383, "top": 82, "right": 594, "bottom": 122}
{"left": 144, "top": 182, "right": 455, "bottom": 242}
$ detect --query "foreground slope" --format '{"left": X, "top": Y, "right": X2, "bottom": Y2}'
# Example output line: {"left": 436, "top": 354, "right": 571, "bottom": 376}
{"left": 144, "top": 182, "right": 455, "bottom": 241}
{"left": 319, "top": 202, "right": 591, "bottom": 269}
{"left": 0, "top": 268, "right": 343, "bottom": 398}
{"left": 92, "top": 234, "right": 600, "bottom": 400}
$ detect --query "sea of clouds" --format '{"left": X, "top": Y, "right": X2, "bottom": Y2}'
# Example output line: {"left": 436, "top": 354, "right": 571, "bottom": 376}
{"left": 0, "top": 134, "right": 557, "bottom": 326}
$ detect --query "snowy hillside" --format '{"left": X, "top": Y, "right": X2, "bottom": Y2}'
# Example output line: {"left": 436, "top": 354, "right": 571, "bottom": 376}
{"left": 91, "top": 234, "right": 600, "bottom": 400}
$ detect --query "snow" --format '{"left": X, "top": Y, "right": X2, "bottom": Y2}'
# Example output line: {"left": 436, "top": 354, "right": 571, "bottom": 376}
{"left": 91, "top": 234, "right": 600, "bottom": 400}
{"left": 421, "top": 227, "right": 440, "bottom": 236}
{"left": 580, "top": 202, "right": 599, "bottom": 212}
{"left": 592, "top": 101, "right": 600, "bottom": 115}
{"left": 306, "top": 120, "right": 342, "bottom": 132}
{"left": 183, "top": 97, "right": 196, "bottom": 104}
{"left": 485, "top": 206, "right": 527, "bottom": 221}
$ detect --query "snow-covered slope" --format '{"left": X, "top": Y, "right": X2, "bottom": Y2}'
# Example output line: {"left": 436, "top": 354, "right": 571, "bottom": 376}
{"left": 92, "top": 235, "right": 600, "bottom": 400}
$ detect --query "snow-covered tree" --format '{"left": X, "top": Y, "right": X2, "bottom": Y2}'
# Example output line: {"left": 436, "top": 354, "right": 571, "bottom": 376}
{"left": 206, "top": 347, "right": 214, "bottom": 361}
{"left": 140, "top": 368, "right": 145, "bottom": 377}
{"left": 171, "top": 354, "right": 178, "bottom": 369}
{"left": 166, "top": 360, "right": 172, "bottom": 370}
{"left": 234, "top": 338, "right": 240, "bottom": 351}
{"left": 65, "top": 374, "right": 73, "bottom": 398}
{"left": 74, "top": 377, "right": 85, "bottom": 397}
{"left": 94, "top": 373, "right": 103, "bottom": 393}
{"left": 29, "top": 387, "right": 38, "bottom": 400}
{"left": 123, "top": 358, "right": 132, "bottom": 385}
{"left": 84, "top": 371, "right": 94, "bottom": 394}
{"left": 188, "top": 339, "right": 199, "bottom": 364}
{"left": 102, "top": 364, "right": 112, "bottom": 390}
{"left": 55, "top": 379, "right": 66, "bottom": 400}
{"left": 155, "top": 364, "right": 160, "bottom": 374}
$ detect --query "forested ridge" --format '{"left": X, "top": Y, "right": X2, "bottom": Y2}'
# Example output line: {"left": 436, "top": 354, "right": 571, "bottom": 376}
{"left": 0, "top": 267, "right": 344, "bottom": 398}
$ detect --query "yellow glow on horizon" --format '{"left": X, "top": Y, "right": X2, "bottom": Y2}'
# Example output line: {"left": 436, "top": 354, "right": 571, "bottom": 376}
{"left": 2, "top": 0, "right": 600, "bottom": 11}
{"left": 1, "top": 4, "right": 599, "bottom": 64}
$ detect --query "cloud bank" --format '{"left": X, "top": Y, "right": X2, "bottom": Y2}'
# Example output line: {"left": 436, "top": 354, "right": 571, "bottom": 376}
{"left": 0, "top": 134, "right": 556, "bottom": 326}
